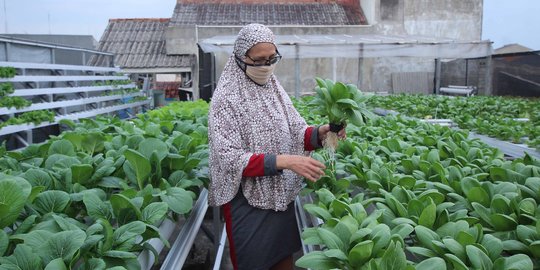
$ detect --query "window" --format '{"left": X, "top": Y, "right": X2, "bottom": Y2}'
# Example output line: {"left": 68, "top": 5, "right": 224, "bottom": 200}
{"left": 381, "top": 0, "right": 400, "bottom": 21}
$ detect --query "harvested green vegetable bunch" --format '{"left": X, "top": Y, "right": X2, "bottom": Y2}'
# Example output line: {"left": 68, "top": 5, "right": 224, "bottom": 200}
{"left": 309, "top": 77, "right": 375, "bottom": 149}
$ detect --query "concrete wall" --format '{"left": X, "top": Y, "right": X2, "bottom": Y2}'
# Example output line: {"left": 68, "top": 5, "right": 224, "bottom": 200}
{"left": 361, "top": 0, "right": 377, "bottom": 24}
{"left": 167, "top": 25, "right": 376, "bottom": 56}
{"left": 166, "top": 25, "right": 199, "bottom": 55}
{"left": 373, "top": 0, "right": 483, "bottom": 40}
{"left": 403, "top": 0, "right": 483, "bottom": 40}
{"left": 370, "top": 57, "right": 434, "bottom": 92}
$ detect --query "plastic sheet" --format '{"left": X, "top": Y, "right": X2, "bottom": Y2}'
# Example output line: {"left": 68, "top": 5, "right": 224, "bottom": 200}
{"left": 199, "top": 34, "right": 493, "bottom": 96}
{"left": 199, "top": 34, "right": 492, "bottom": 59}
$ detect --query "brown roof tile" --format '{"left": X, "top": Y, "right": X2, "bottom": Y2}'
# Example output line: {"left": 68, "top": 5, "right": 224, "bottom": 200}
{"left": 90, "top": 18, "right": 192, "bottom": 69}
{"left": 170, "top": 2, "right": 367, "bottom": 26}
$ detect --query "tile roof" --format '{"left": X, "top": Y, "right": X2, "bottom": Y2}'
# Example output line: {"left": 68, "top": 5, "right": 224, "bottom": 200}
{"left": 90, "top": 18, "right": 192, "bottom": 69}
{"left": 494, "top": 44, "right": 533, "bottom": 55}
{"left": 170, "top": 2, "right": 367, "bottom": 26}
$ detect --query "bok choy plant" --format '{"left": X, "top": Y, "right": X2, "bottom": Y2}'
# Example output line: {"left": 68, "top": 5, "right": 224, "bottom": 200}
{"left": 309, "top": 78, "right": 375, "bottom": 150}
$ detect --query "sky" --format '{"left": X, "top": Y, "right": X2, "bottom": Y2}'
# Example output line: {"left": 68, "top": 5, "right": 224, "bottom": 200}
{"left": 1, "top": 0, "right": 540, "bottom": 50}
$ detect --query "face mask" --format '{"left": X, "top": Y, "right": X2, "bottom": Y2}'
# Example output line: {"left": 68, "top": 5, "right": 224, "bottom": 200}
{"left": 245, "top": 64, "right": 276, "bottom": 85}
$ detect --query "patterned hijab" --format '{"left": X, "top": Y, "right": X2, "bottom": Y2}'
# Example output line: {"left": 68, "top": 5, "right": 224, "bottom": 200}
{"left": 208, "top": 24, "right": 309, "bottom": 211}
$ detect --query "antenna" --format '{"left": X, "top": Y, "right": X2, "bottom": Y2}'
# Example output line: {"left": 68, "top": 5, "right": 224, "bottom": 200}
{"left": 3, "top": 0, "right": 7, "bottom": 33}
{"left": 48, "top": 12, "right": 51, "bottom": 34}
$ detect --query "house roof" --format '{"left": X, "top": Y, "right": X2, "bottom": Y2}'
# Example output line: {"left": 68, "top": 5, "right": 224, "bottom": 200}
{"left": 170, "top": 0, "right": 367, "bottom": 26}
{"left": 494, "top": 43, "right": 533, "bottom": 55}
{"left": 90, "top": 18, "right": 192, "bottom": 69}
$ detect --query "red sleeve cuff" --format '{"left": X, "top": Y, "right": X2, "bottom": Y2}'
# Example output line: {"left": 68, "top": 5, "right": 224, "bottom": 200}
{"left": 242, "top": 153, "right": 265, "bottom": 177}
{"left": 304, "top": 126, "right": 316, "bottom": 151}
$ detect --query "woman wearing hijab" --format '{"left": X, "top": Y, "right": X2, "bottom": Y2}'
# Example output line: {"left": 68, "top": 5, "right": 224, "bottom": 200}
{"left": 208, "top": 23, "right": 345, "bottom": 270}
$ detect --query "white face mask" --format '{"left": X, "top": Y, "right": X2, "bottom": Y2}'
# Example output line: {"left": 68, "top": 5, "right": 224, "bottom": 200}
{"left": 245, "top": 64, "right": 276, "bottom": 85}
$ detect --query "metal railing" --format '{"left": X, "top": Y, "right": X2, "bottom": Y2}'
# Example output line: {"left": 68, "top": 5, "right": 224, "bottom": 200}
{"left": 0, "top": 35, "right": 114, "bottom": 66}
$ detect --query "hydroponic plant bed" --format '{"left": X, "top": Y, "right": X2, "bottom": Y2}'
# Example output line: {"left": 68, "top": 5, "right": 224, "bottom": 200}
{"left": 0, "top": 100, "right": 209, "bottom": 270}
{"left": 2, "top": 91, "right": 539, "bottom": 270}
{"left": 294, "top": 96, "right": 539, "bottom": 270}
{"left": 366, "top": 94, "right": 540, "bottom": 151}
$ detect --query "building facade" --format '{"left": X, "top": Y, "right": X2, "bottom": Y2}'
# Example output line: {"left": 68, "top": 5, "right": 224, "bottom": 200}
{"left": 96, "top": 0, "right": 485, "bottom": 99}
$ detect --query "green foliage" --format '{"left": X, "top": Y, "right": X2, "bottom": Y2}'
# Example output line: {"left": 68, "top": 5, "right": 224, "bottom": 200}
{"left": 100, "top": 87, "right": 140, "bottom": 97}
{"left": 0, "top": 110, "right": 56, "bottom": 129}
{"left": 367, "top": 94, "right": 540, "bottom": 149}
{"left": 128, "top": 96, "right": 148, "bottom": 103}
{"left": 0, "top": 175, "right": 32, "bottom": 228}
{"left": 0, "top": 244, "right": 42, "bottom": 269}
{"left": 92, "top": 79, "right": 133, "bottom": 88}
{"left": 0, "top": 100, "right": 209, "bottom": 268}
{"left": 294, "top": 96, "right": 540, "bottom": 269}
{"left": 309, "top": 77, "right": 375, "bottom": 127}
{"left": 0, "top": 67, "right": 16, "bottom": 78}
{"left": 123, "top": 149, "right": 151, "bottom": 189}
{"left": 0, "top": 83, "right": 14, "bottom": 97}
{"left": 0, "top": 96, "right": 31, "bottom": 109}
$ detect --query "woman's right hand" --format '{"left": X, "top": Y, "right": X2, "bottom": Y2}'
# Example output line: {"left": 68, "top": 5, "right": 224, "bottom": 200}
{"left": 276, "top": 154, "right": 326, "bottom": 182}
{"left": 319, "top": 124, "right": 347, "bottom": 141}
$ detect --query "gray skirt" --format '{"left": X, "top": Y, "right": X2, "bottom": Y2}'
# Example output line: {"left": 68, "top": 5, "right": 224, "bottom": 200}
{"left": 223, "top": 188, "right": 301, "bottom": 270}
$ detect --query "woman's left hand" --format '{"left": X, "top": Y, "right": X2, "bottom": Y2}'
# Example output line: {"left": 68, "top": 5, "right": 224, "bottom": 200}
{"left": 318, "top": 124, "right": 346, "bottom": 141}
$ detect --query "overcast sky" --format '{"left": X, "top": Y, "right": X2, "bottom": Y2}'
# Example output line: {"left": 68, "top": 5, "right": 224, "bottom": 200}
{"left": 1, "top": 0, "right": 539, "bottom": 50}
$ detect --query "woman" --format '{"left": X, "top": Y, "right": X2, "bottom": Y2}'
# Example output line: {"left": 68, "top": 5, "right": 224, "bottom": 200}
{"left": 208, "top": 23, "right": 345, "bottom": 270}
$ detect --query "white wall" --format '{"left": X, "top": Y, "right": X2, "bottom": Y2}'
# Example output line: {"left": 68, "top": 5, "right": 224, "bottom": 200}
{"left": 360, "top": 0, "right": 378, "bottom": 25}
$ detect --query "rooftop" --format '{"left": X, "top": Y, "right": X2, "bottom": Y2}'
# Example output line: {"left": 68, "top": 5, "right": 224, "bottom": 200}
{"left": 494, "top": 43, "right": 534, "bottom": 55}
{"left": 90, "top": 18, "right": 192, "bottom": 69}
{"left": 170, "top": 0, "right": 367, "bottom": 26}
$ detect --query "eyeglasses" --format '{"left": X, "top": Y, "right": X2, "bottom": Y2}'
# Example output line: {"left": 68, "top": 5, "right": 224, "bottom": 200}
{"left": 242, "top": 51, "right": 282, "bottom": 67}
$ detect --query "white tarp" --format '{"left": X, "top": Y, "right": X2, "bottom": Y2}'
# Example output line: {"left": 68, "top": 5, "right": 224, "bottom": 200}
{"left": 199, "top": 34, "right": 492, "bottom": 59}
